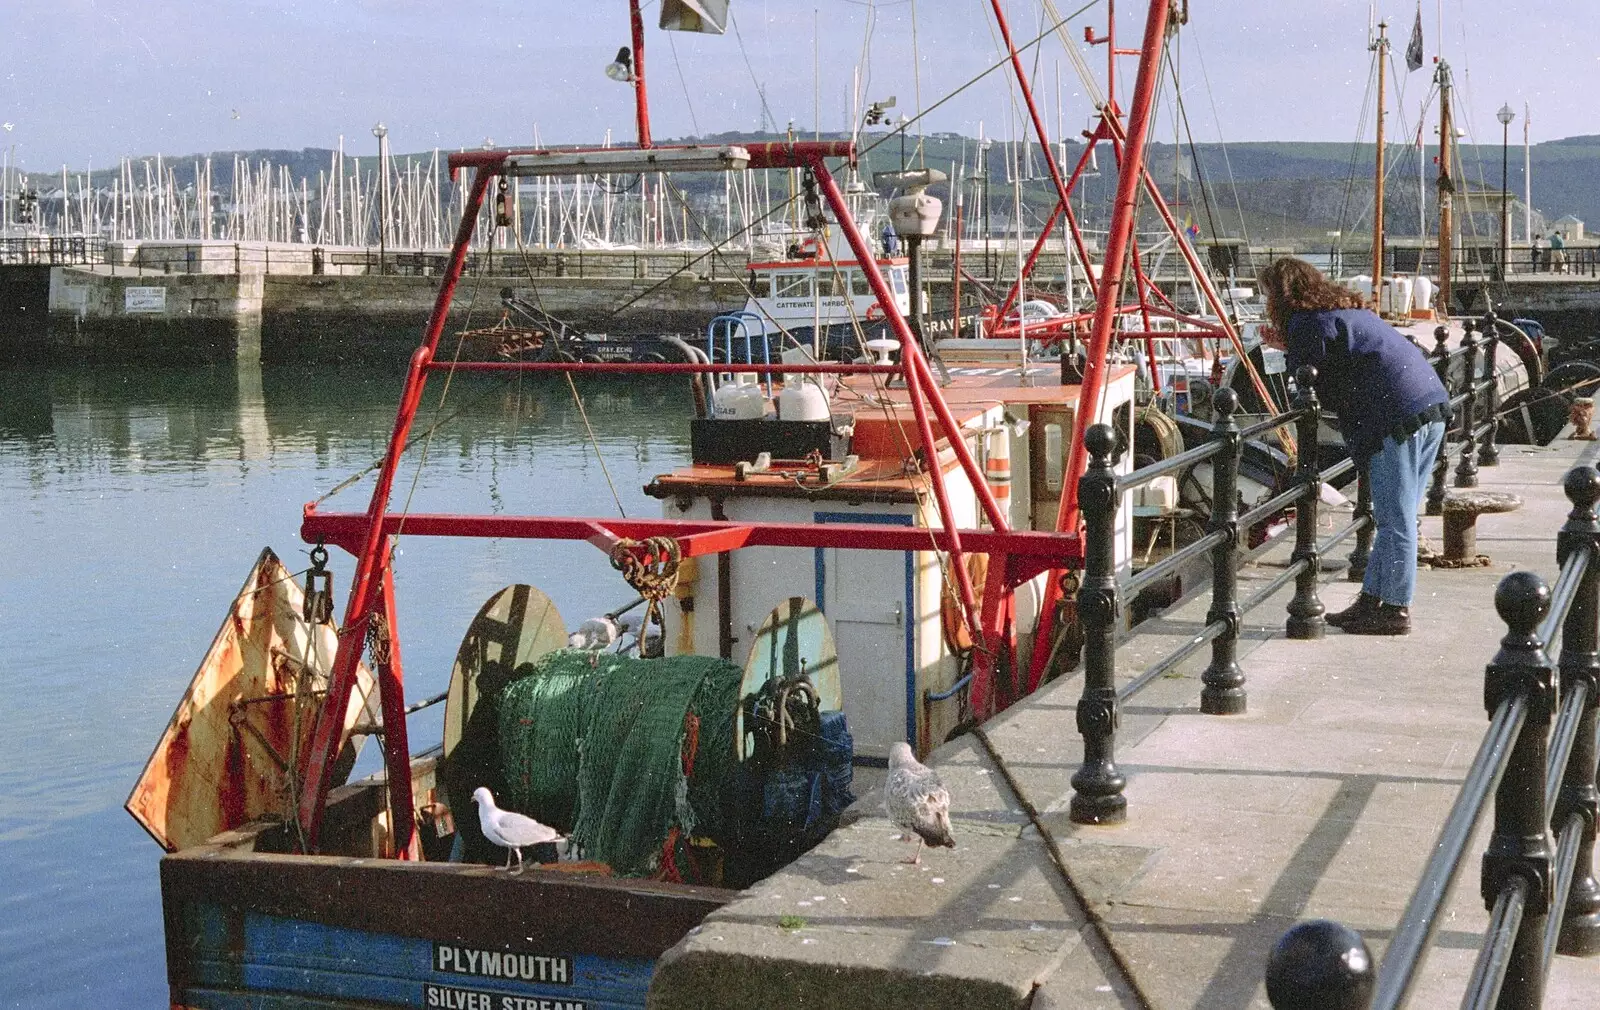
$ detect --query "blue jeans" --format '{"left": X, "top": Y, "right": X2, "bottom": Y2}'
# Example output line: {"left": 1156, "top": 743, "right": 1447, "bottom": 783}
{"left": 1363, "top": 420, "right": 1446, "bottom": 606}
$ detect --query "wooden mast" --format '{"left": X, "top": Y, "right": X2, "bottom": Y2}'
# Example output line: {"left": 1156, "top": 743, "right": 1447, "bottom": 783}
{"left": 1371, "top": 20, "right": 1388, "bottom": 310}
{"left": 1437, "top": 61, "right": 1455, "bottom": 317}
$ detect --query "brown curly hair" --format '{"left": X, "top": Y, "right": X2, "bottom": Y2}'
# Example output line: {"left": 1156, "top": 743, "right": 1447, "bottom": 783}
{"left": 1257, "top": 257, "right": 1364, "bottom": 339}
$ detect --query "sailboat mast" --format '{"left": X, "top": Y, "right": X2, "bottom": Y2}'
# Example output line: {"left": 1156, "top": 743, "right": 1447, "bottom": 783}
{"left": 1370, "top": 20, "right": 1388, "bottom": 309}
{"left": 1437, "top": 62, "right": 1455, "bottom": 316}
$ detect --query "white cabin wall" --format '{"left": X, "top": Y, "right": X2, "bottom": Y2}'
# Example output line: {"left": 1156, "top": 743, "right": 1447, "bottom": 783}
{"left": 658, "top": 493, "right": 927, "bottom": 760}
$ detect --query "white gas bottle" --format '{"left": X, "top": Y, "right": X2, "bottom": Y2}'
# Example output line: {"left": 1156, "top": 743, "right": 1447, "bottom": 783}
{"left": 1383, "top": 277, "right": 1414, "bottom": 317}
{"left": 712, "top": 376, "right": 768, "bottom": 420}
{"left": 1347, "top": 275, "right": 1374, "bottom": 302}
{"left": 777, "top": 380, "right": 830, "bottom": 422}
{"left": 1412, "top": 275, "right": 1435, "bottom": 313}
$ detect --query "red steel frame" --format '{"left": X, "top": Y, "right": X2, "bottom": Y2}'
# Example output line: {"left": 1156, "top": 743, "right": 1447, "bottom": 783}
{"left": 979, "top": 0, "right": 1287, "bottom": 690}
{"left": 291, "top": 138, "right": 1077, "bottom": 850}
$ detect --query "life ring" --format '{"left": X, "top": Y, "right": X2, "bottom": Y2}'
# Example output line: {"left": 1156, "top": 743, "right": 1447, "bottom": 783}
{"left": 865, "top": 303, "right": 887, "bottom": 323}
{"left": 940, "top": 553, "right": 990, "bottom": 655}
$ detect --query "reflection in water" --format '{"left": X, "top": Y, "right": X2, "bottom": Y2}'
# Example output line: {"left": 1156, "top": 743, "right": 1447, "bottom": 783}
{"left": 0, "top": 364, "right": 692, "bottom": 1008}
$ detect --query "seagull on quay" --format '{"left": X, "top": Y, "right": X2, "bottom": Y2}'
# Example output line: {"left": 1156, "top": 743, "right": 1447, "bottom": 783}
{"left": 885, "top": 742, "right": 955, "bottom": 864}
{"left": 471, "top": 787, "right": 562, "bottom": 874}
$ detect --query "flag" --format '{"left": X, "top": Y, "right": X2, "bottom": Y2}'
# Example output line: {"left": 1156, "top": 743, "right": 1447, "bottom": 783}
{"left": 1183, "top": 215, "right": 1200, "bottom": 241}
{"left": 1405, "top": 6, "right": 1425, "bottom": 71}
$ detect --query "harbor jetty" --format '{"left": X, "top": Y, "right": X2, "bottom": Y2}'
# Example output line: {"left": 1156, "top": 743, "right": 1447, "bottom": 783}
{"left": 4, "top": 235, "right": 1600, "bottom": 365}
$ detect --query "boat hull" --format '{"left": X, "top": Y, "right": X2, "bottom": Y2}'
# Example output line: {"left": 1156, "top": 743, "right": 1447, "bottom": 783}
{"left": 162, "top": 822, "right": 731, "bottom": 1010}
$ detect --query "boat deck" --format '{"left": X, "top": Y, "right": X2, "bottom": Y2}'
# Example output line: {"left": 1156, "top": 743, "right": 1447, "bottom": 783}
{"left": 649, "top": 434, "right": 1600, "bottom": 1008}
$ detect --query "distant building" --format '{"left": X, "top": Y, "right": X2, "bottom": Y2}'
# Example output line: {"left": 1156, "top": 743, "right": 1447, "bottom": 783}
{"left": 1554, "top": 214, "right": 1585, "bottom": 242}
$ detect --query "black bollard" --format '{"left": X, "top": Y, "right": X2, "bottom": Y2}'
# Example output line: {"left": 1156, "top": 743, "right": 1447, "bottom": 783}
{"left": 1426, "top": 325, "right": 1454, "bottom": 516}
{"left": 1556, "top": 467, "right": 1600, "bottom": 956}
{"left": 1201, "top": 388, "right": 1246, "bottom": 715}
{"left": 1265, "top": 919, "right": 1375, "bottom": 1010}
{"left": 1455, "top": 321, "right": 1481, "bottom": 489}
{"left": 1481, "top": 570, "right": 1556, "bottom": 1008}
{"left": 1069, "top": 424, "right": 1127, "bottom": 825}
{"left": 1348, "top": 461, "right": 1374, "bottom": 584}
{"left": 1479, "top": 313, "right": 1502, "bottom": 467}
{"left": 1287, "top": 367, "right": 1326, "bottom": 639}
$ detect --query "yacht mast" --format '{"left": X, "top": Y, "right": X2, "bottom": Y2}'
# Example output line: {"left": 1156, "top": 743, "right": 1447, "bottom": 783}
{"left": 1370, "top": 20, "right": 1388, "bottom": 309}
{"left": 1437, "top": 61, "right": 1455, "bottom": 316}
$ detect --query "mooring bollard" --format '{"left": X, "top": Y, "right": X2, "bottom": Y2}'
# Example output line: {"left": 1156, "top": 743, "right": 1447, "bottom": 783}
{"left": 1265, "top": 919, "right": 1375, "bottom": 1010}
{"left": 1481, "top": 570, "right": 1556, "bottom": 1008}
{"left": 1556, "top": 467, "right": 1600, "bottom": 956}
{"left": 1200, "top": 388, "right": 1245, "bottom": 715}
{"left": 1456, "top": 320, "right": 1481, "bottom": 489}
{"left": 1479, "top": 313, "right": 1502, "bottom": 468}
{"left": 1287, "top": 367, "right": 1326, "bottom": 639}
{"left": 1348, "top": 461, "right": 1374, "bottom": 584}
{"left": 1427, "top": 325, "right": 1454, "bottom": 516}
{"left": 1069, "top": 423, "right": 1127, "bottom": 825}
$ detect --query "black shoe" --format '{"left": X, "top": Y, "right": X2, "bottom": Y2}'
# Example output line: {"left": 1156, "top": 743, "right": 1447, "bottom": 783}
{"left": 1342, "top": 603, "right": 1411, "bottom": 636}
{"left": 1326, "top": 592, "right": 1380, "bottom": 629}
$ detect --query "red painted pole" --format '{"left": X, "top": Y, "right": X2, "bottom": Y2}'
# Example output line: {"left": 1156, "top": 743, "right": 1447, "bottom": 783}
{"left": 1027, "top": 0, "right": 1172, "bottom": 692}
{"left": 297, "top": 172, "right": 492, "bottom": 847}
{"left": 629, "top": 0, "right": 651, "bottom": 148}
{"left": 1056, "top": 0, "right": 1171, "bottom": 537}
{"left": 985, "top": 0, "right": 1098, "bottom": 309}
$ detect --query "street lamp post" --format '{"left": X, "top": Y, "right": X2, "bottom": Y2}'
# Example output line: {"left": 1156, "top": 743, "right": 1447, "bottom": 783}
{"left": 372, "top": 123, "right": 389, "bottom": 275}
{"left": 1497, "top": 104, "right": 1515, "bottom": 279}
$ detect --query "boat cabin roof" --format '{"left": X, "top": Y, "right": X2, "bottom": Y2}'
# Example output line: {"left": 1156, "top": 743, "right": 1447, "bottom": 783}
{"left": 644, "top": 364, "right": 1135, "bottom": 504}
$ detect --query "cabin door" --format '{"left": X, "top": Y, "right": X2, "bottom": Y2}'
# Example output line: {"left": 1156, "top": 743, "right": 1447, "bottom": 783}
{"left": 814, "top": 511, "right": 915, "bottom": 760}
{"left": 1028, "top": 404, "right": 1075, "bottom": 531}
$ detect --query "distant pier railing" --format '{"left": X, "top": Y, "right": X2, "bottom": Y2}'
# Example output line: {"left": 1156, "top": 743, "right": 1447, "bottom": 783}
{"left": 0, "top": 236, "right": 105, "bottom": 266}
{"left": 1263, "top": 467, "right": 1600, "bottom": 1009}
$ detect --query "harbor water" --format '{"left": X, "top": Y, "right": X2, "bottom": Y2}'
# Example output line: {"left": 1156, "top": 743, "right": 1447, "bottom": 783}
{"left": 0, "top": 362, "right": 692, "bottom": 1008}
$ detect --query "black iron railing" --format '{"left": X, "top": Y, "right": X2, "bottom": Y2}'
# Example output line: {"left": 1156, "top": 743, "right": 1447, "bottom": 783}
{"left": 1264, "top": 468, "right": 1600, "bottom": 1009}
{"left": 1068, "top": 366, "right": 1374, "bottom": 824}
{"left": 1425, "top": 315, "right": 1505, "bottom": 515}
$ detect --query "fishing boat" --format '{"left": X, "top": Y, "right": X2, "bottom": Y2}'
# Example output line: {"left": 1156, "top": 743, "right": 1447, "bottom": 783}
{"left": 121, "top": 4, "right": 1181, "bottom": 1008}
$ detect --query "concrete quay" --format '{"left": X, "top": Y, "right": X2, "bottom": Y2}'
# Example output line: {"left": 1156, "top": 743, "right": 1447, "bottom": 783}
{"left": 648, "top": 436, "right": 1600, "bottom": 1009}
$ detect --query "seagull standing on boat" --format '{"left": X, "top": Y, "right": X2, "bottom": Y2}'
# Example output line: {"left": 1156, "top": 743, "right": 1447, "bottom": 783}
{"left": 884, "top": 742, "right": 955, "bottom": 864}
{"left": 471, "top": 787, "right": 561, "bottom": 874}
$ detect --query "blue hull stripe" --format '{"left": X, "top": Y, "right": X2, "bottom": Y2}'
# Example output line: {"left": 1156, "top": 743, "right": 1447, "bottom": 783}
{"left": 177, "top": 904, "right": 652, "bottom": 1009}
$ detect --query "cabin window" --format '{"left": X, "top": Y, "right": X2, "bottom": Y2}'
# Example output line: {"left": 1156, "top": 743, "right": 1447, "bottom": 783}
{"left": 850, "top": 270, "right": 871, "bottom": 296}
{"left": 1044, "top": 423, "right": 1063, "bottom": 492}
{"left": 817, "top": 271, "right": 841, "bottom": 297}
{"left": 890, "top": 268, "right": 908, "bottom": 294}
{"left": 774, "top": 272, "right": 812, "bottom": 299}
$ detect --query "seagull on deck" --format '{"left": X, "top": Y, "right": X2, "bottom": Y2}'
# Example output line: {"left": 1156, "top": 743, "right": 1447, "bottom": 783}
{"left": 885, "top": 742, "right": 955, "bottom": 864}
{"left": 471, "top": 787, "right": 562, "bottom": 874}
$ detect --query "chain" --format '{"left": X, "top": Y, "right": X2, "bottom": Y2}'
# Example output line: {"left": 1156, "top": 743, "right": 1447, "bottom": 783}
{"left": 302, "top": 541, "right": 334, "bottom": 625}
{"left": 365, "top": 611, "right": 392, "bottom": 669}
{"left": 609, "top": 537, "right": 683, "bottom": 655}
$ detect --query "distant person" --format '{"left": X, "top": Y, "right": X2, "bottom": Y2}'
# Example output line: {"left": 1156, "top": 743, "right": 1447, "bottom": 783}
{"left": 1258, "top": 257, "right": 1449, "bottom": 635}
{"left": 1532, "top": 234, "right": 1544, "bottom": 273}
{"left": 1550, "top": 231, "right": 1568, "bottom": 273}
{"left": 881, "top": 223, "right": 900, "bottom": 257}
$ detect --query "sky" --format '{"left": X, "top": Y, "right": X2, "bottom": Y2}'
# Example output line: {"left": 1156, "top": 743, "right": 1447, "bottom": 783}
{"left": 0, "top": 1, "right": 1593, "bottom": 170}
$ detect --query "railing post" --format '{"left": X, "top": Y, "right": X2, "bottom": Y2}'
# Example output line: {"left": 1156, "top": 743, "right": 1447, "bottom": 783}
{"left": 1348, "top": 461, "right": 1374, "bottom": 584}
{"left": 1556, "top": 466, "right": 1600, "bottom": 955}
{"left": 1427, "top": 325, "right": 1453, "bottom": 516}
{"left": 1479, "top": 313, "right": 1503, "bottom": 467}
{"left": 1069, "top": 423, "right": 1127, "bottom": 825}
{"left": 1202, "top": 388, "right": 1246, "bottom": 714}
{"left": 1481, "top": 571, "right": 1556, "bottom": 1009}
{"left": 1456, "top": 320, "right": 1482, "bottom": 488}
{"left": 1287, "top": 367, "right": 1327, "bottom": 639}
